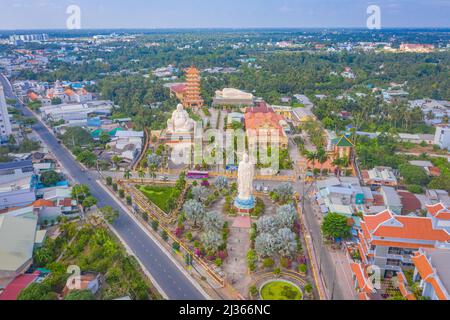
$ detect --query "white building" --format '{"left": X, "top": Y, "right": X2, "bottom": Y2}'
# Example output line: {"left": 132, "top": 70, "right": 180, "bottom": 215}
{"left": 0, "top": 214, "right": 39, "bottom": 288}
{"left": 0, "top": 85, "right": 12, "bottom": 141}
{"left": 40, "top": 100, "right": 113, "bottom": 122}
{"left": 212, "top": 88, "right": 254, "bottom": 106}
{"left": 434, "top": 125, "right": 450, "bottom": 150}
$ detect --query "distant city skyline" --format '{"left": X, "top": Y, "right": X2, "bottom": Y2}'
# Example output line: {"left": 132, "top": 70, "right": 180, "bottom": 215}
{"left": 0, "top": 0, "right": 449, "bottom": 30}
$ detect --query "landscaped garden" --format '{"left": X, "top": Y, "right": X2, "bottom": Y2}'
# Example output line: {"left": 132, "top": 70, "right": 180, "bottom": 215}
{"left": 260, "top": 281, "right": 303, "bottom": 300}
{"left": 130, "top": 174, "right": 313, "bottom": 300}
{"left": 138, "top": 184, "right": 181, "bottom": 213}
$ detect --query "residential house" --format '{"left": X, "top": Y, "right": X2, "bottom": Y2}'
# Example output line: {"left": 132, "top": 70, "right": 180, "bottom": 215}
{"left": 63, "top": 272, "right": 101, "bottom": 297}
{"left": 315, "top": 177, "right": 366, "bottom": 233}
{"left": 409, "top": 160, "right": 441, "bottom": 177}
{"left": 0, "top": 173, "right": 36, "bottom": 210}
{"left": 362, "top": 167, "right": 398, "bottom": 187}
{"left": 104, "top": 130, "right": 144, "bottom": 167}
{"left": 291, "top": 107, "right": 316, "bottom": 124}
{"left": 33, "top": 199, "right": 61, "bottom": 225}
{"left": 434, "top": 125, "right": 450, "bottom": 151}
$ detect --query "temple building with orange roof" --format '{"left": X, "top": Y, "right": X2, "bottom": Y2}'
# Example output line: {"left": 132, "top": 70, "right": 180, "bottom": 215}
{"left": 350, "top": 262, "right": 376, "bottom": 299}
{"left": 244, "top": 101, "right": 288, "bottom": 149}
{"left": 426, "top": 203, "right": 450, "bottom": 233}
{"left": 411, "top": 246, "right": 450, "bottom": 300}
{"left": 182, "top": 66, "right": 203, "bottom": 109}
{"left": 358, "top": 207, "right": 450, "bottom": 278}
{"left": 307, "top": 133, "right": 355, "bottom": 175}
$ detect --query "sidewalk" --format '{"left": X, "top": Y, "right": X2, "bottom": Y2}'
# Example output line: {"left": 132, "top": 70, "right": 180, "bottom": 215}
{"left": 297, "top": 203, "right": 328, "bottom": 300}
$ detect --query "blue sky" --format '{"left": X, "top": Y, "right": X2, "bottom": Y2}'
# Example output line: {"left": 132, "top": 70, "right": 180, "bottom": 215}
{"left": 1, "top": 0, "right": 449, "bottom": 30}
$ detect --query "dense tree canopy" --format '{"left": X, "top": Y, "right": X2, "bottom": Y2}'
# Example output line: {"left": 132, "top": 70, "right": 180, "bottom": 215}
{"left": 321, "top": 213, "right": 352, "bottom": 240}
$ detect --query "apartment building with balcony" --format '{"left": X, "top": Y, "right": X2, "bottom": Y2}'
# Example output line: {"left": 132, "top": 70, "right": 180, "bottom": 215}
{"left": 358, "top": 209, "right": 450, "bottom": 278}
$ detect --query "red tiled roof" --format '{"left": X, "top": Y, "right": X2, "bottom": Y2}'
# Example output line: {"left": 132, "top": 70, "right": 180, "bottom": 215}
{"left": 58, "top": 198, "right": 73, "bottom": 207}
{"left": 412, "top": 251, "right": 448, "bottom": 300}
{"left": 429, "top": 167, "right": 441, "bottom": 177}
{"left": 398, "top": 191, "right": 422, "bottom": 215}
{"left": 412, "top": 252, "right": 434, "bottom": 281}
{"left": 350, "top": 263, "right": 375, "bottom": 295}
{"left": 427, "top": 203, "right": 445, "bottom": 216}
{"left": 397, "top": 271, "right": 417, "bottom": 300}
{"left": 370, "top": 240, "right": 436, "bottom": 249}
{"left": 363, "top": 210, "right": 393, "bottom": 232}
{"left": 77, "top": 88, "right": 89, "bottom": 95}
{"left": 33, "top": 199, "right": 55, "bottom": 208}
{"left": 361, "top": 170, "right": 370, "bottom": 180}
{"left": 0, "top": 271, "right": 40, "bottom": 300}
{"left": 361, "top": 210, "right": 450, "bottom": 246}
{"left": 244, "top": 105, "right": 286, "bottom": 137}
{"left": 64, "top": 89, "right": 75, "bottom": 96}
{"left": 373, "top": 194, "right": 385, "bottom": 206}
{"left": 427, "top": 203, "right": 450, "bottom": 221}
{"left": 170, "top": 84, "right": 187, "bottom": 94}
{"left": 27, "top": 91, "right": 39, "bottom": 101}
{"left": 247, "top": 101, "right": 272, "bottom": 113}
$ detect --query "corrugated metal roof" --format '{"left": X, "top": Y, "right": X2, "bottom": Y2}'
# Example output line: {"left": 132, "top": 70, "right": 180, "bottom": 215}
{"left": 0, "top": 160, "right": 33, "bottom": 171}
{"left": 0, "top": 215, "right": 38, "bottom": 272}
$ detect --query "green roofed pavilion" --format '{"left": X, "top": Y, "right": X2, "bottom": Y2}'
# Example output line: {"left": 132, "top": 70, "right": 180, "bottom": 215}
{"left": 332, "top": 135, "right": 353, "bottom": 147}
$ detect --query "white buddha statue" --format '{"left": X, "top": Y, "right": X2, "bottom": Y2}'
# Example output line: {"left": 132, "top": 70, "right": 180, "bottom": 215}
{"left": 237, "top": 153, "right": 255, "bottom": 201}
{"left": 167, "top": 104, "right": 195, "bottom": 133}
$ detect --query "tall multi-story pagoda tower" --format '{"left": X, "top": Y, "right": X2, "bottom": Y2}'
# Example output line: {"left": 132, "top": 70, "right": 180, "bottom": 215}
{"left": 182, "top": 66, "right": 203, "bottom": 109}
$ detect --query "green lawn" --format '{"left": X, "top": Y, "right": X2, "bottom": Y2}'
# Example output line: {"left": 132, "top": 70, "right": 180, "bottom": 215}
{"left": 260, "top": 281, "right": 303, "bottom": 300}
{"left": 139, "top": 185, "right": 180, "bottom": 213}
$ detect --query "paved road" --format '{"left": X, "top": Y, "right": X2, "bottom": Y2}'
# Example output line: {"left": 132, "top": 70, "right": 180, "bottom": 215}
{"left": 0, "top": 73, "right": 206, "bottom": 300}
{"left": 288, "top": 136, "right": 355, "bottom": 300}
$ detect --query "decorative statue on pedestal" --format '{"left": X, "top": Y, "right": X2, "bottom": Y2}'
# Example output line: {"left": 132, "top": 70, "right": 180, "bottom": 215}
{"left": 166, "top": 103, "right": 195, "bottom": 134}
{"left": 234, "top": 153, "right": 255, "bottom": 212}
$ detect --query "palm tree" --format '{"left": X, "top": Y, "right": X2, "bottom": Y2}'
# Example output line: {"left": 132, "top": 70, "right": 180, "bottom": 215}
{"left": 316, "top": 147, "right": 329, "bottom": 176}
{"left": 332, "top": 157, "right": 348, "bottom": 177}
{"left": 137, "top": 167, "right": 146, "bottom": 182}
{"left": 305, "top": 151, "right": 317, "bottom": 169}
{"left": 148, "top": 165, "right": 157, "bottom": 181}
{"left": 305, "top": 150, "right": 318, "bottom": 178}
{"left": 111, "top": 155, "right": 122, "bottom": 171}
{"left": 123, "top": 169, "right": 132, "bottom": 180}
